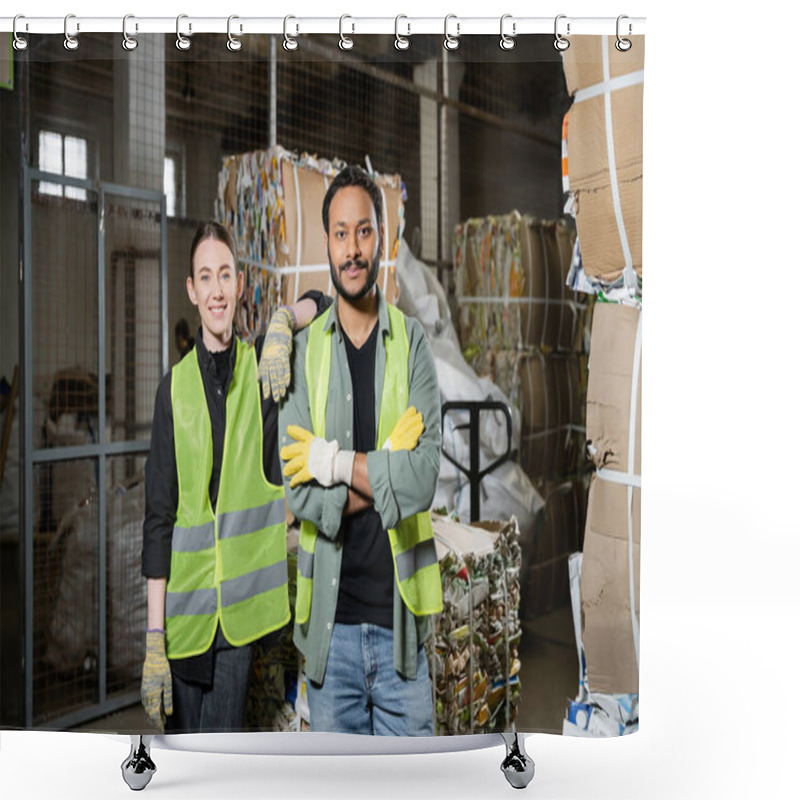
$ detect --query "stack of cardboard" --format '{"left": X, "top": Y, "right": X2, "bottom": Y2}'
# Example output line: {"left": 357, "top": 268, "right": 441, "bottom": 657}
{"left": 558, "top": 36, "right": 643, "bottom": 731}
{"left": 563, "top": 554, "right": 638, "bottom": 737}
{"left": 517, "top": 351, "right": 587, "bottom": 487}
{"left": 216, "top": 146, "right": 403, "bottom": 340}
{"left": 561, "top": 36, "right": 644, "bottom": 300}
{"left": 452, "top": 213, "right": 590, "bottom": 490}
{"left": 454, "top": 213, "right": 585, "bottom": 365}
{"left": 430, "top": 514, "right": 522, "bottom": 735}
{"left": 519, "top": 479, "right": 587, "bottom": 619}
{"left": 581, "top": 302, "right": 641, "bottom": 695}
{"left": 452, "top": 213, "right": 590, "bottom": 617}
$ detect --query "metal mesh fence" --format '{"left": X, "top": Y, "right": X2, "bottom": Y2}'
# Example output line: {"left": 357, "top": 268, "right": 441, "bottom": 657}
{"left": 6, "top": 30, "right": 583, "bottom": 728}
{"left": 33, "top": 458, "right": 100, "bottom": 723}
{"left": 24, "top": 175, "right": 159, "bottom": 725}
{"left": 104, "top": 195, "right": 162, "bottom": 449}
{"left": 30, "top": 184, "right": 99, "bottom": 457}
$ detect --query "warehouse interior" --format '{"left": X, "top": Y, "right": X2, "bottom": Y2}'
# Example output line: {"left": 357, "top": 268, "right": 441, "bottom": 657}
{"left": 0, "top": 31, "right": 641, "bottom": 738}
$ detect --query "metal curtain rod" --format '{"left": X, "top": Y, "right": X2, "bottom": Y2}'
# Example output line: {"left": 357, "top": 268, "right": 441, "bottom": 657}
{"left": 0, "top": 15, "right": 646, "bottom": 36}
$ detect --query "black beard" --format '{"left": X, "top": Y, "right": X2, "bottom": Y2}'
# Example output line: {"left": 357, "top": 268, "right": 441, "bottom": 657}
{"left": 329, "top": 248, "right": 381, "bottom": 302}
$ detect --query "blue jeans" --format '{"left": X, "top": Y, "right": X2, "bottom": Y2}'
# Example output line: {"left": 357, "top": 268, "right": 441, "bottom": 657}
{"left": 306, "top": 623, "right": 434, "bottom": 736}
{"left": 165, "top": 644, "right": 252, "bottom": 733}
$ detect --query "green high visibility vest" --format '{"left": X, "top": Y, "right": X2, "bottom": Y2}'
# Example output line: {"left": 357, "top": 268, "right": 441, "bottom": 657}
{"left": 166, "top": 340, "right": 290, "bottom": 659}
{"left": 295, "top": 304, "right": 443, "bottom": 625}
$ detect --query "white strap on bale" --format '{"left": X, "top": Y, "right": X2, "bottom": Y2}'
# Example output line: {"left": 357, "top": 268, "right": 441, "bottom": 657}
{"left": 456, "top": 296, "right": 578, "bottom": 307}
{"left": 626, "top": 311, "right": 642, "bottom": 669}
{"left": 595, "top": 466, "right": 641, "bottom": 489}
{"left": 241, "top": 258, "right": 397, "bottom": 277}
{"left": 572, "top": 68, "right": 645, "bottom": 105}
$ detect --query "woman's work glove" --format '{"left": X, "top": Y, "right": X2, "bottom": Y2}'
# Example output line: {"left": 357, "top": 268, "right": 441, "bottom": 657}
{"left": 141, "top": 630, "right": 172, "bottom": 730}
{"left": 382, "top": 406, "right": 424, "bottom": 451}
{"left": 258, "top": 306, "right": 296, "bottom": 403}
{"left": 281, "top": 425, "right": 355, "bottom": 488}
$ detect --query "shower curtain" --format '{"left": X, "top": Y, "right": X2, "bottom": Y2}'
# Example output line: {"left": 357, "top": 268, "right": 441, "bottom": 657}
{"left": 0, "top": 10, "right": 643, "bottom": 750}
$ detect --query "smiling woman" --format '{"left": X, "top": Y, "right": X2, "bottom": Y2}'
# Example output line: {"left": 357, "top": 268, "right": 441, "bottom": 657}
{"left": 139, "top": 219, "right": 330, "bottom": 738}
{"left": 186, "top": 223, "right": 244, "bottom": 353}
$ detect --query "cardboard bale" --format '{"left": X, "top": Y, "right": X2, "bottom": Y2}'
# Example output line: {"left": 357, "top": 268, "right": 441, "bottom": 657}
{"left": 431, "top": 515, "right": 522, "bottom": 734}
{"left": 518, "top": 352, "right": 586, "bottom": 490}
{"left": 518, "top": 353, "right": 558, "bottom": 486}
{"left": 554, "top": 221, "right": 589, "bottom": 352}
{"left": 562, "top": 36, "right": 644, "bottom": 284}
{"left": 585, "top": 302, "right": 641, "bottom": 474}
{"left": 519, "top": 480, "right": 587, "bottom": 619}
{"left": 580, "top": 301, "right": 641, "bottom": 695}
{"left": 454, "top": 213, "right": 582, "bottom": 355}
{"left": 581, "top": 474, "right": 640, "bottom": 694}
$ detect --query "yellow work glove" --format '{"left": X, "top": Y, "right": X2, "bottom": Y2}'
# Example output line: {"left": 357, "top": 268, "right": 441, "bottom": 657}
{"left": 383, "top": 406, "right": 424, "bottom": 451}
{"left": 281, "top": 425, "right": 355, "bottom": 488}
{"left": 259, "top": 306, "right": 295, "bottom": 403}
{"left": 141, "top": 630, "right": 172, "bottom": 731}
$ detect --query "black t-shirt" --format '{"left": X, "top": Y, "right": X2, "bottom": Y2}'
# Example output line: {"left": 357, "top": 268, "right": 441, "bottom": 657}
{"left": 334, "top": 322, "right": 395, "bottom": 629}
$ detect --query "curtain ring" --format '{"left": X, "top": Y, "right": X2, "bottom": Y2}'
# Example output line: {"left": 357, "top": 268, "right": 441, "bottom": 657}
{"left": 227, "top": 15, "right": 242, "bottom": 51}
{"left": 283, "top": 15, "right": 298, "bottom": 51}
{"left": 63, "top": 13, "right": 79, "bottom": 51}
{"left": 395, "top": 15, "right": 410, "bottom": 51}
{"left": 339, "top": 15, "right": 354, "bottom": 51}
{"left": 616, "top": 15, "right": 632, "bottom": 51}
{"left": 12, "top": 15, "right": 28, "bottom": 51}
{"left": 176, "top": 14, "right": 192, "bottom": 51}
{"left": 499, "top": 14, "right": 516, "bottom": 51}
{"left": 553, "top": 14, "right": 570, "bottom": 51}
{"left": 444, "top": 14, "right": 460, "bottom": 51}
{"left": 122, "top": 14, "right": 138, "bottom": 51}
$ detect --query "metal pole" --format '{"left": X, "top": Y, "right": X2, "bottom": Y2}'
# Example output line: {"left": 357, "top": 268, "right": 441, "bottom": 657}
{"left": 161, "top": 194, "right": 169, "bottom": 377}
{"left": 18, "top": 43, "right": 34, "bottom": 727}
{"left": 21, "top": 168, "right": 34, "bottom": 730}
{"left": 469, "top": 405, "right": 480, "bottom": 521}
{"left": 436, "top": 57, "right": 442, "bottom": 264}
{"left": 269, "top": 35, "right": 277, "bottom": 149}
{"left": 97, "top": 184, "right": 107, "bottom": 705}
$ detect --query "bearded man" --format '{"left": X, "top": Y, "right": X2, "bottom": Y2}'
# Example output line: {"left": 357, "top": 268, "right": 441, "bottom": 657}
{"left": 278, "top": 165, "right": 443, "bottom": 735}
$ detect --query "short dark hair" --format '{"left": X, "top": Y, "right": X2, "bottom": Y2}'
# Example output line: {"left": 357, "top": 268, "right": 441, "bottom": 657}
{"left": 189, "top": 220, "right": 238, "bottom": 279}
{"left": 322, "top": 165, "right": 383, "bottom": 235}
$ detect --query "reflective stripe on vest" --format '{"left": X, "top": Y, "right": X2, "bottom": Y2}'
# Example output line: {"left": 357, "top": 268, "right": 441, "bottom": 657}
{"left": 295, "top": 305, "right": 443, "bottom": 625}
{"left": 166, "top": 340, "right": 290, "bottom": 659}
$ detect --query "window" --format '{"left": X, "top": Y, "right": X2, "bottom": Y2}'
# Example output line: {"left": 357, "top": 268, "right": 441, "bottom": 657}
{"left": 38, "top": 129, "right": 88, "bottom": 201}
{"left": 164, "top": 147, "right": 185, "bottom": 218}
{"left": 164, "top": 155, "right": 177, "bottom": 217}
